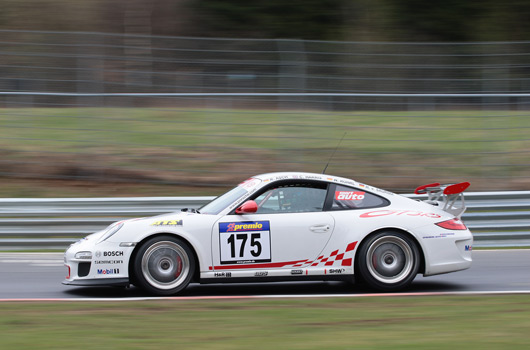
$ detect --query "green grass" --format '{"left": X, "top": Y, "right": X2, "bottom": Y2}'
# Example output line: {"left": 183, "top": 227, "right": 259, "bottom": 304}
{"left": 1, "top": 107, "right": 530, "bottom": 197}
{"left": 0, "top": 295, "right": 529, "bottom": 349}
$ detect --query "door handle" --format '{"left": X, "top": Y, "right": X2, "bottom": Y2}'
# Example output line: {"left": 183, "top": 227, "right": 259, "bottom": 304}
{"left": 309, "top": 224, "right": 331, "bottom": 233}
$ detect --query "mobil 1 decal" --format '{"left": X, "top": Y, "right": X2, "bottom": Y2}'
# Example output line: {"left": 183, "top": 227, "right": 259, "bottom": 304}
{"left": 219, "top": 221, "right": 271, "bottom": 264}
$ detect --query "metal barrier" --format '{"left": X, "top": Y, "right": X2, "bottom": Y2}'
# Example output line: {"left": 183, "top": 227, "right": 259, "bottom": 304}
{"left": 1, "top": 191, "right": 529, "bottom": 250}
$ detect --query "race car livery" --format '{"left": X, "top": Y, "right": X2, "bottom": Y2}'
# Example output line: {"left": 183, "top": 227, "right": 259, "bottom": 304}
{"left": 63, "top": 172, "right": 473, "bottom": 295}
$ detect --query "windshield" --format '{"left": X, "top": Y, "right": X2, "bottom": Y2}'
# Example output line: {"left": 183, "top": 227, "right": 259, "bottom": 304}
{"left": 199, "top": 186, "right": 249, "bottom": 215}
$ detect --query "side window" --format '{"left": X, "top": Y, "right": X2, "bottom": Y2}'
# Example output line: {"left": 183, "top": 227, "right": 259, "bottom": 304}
{"left": 253, "top": 183, "right": 327, "bottom": 214}
{"left": 330, "top": 185, "right": 389, "bottom": 210}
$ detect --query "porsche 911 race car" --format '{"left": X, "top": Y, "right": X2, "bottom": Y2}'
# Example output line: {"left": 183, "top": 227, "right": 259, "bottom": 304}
{"left": 63, "top": 172, "right": 473, "bottom": 295}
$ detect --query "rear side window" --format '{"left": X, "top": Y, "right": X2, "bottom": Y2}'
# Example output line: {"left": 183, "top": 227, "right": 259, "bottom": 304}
{"left": 330, "top": 185, "right": 389, "bottom": 210}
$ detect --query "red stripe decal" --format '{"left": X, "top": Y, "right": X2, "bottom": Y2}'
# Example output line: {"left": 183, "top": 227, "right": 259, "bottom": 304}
{"left": 346, "top": 241, "right": 358, "bottom": 252}
{"left": 325, "top": 261, "right": 334, "bottom": 266}
{"left": 341, "top": 258, "right": 352, "bottom": 266}
{"left": 336, "top": 253, "right": 344, "bottom": 260}
{"left": 213, "top": 259, "right": 308, "bottom": 270}
{"left": 330, "top": 250, "right": 339, "bottom": 256}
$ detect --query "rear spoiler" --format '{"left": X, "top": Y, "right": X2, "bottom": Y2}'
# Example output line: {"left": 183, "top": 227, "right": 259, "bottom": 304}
{"left": 414, "top": 182, "right": 470, "bottom": 218}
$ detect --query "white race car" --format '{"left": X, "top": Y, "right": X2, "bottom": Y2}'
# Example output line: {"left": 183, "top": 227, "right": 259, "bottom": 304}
{"left": 63, "top": 172, "right": 473, "bottom": 295}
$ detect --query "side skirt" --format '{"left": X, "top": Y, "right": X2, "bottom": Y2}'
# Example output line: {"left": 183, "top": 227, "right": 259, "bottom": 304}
{"left": 200, "top": 275, "right": 354, "bottom": 284}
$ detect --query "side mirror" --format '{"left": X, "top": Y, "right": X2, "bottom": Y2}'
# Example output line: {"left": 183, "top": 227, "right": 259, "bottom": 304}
{"left": 235, "top": 200, "right": 258, "bottom": 214}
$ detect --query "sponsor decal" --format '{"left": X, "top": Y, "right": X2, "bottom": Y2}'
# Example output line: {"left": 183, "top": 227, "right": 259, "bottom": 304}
{"left": 152, "top": 220, "right": 183, "bottom": 226}
{"left": 214, "top": 272, "right": 232, "bottom": 277}
{"left": 274, "top": 175, "right": 289, "bottom": 181}
{"left": 328, "top": 268, "right": 346, "bottom": 274}
{"left": 465, "top": 245, "right": 473, "bottom": 251}
{"left": 360, "top": 210, "right": 442, "bottom": 219}
{"left": 95, "top": 251, "right": 124, "bottom": 257}
{"left": 221, "top": 221, "right": 269, "bottom": 232}
{"left": 239, "top": 178, "right": 260, "bottom": 189}
{"left": 375, "top": 188, "right": 394, "bottom": 196}
{"left": 423, "top": 233, "right": 455, "bottom": 239}
{"left": 291, "top": 269, "right": 303, "bottom": 275}
{"left": 338, "top": 179, "right": 356, "bottom": 186}
{"left": 219, "top": 221, "right": 272, "bottom": 265}
{"left": 97, "top": 268, "right": 120, "bottom": 275}
{"left": 304, "top": 175, "right": 322, "bottom": 180}
{"left": 335, "top": 191, "right": 365, "bottom": 201}
{"left": 255, "top": 271, "right": 268, "bottom": 277}
{"left": 101, "top": 251, "right": 124, "bottom": 257}
{"left": 94, "top": 260, "right": 123, "bottom": 264}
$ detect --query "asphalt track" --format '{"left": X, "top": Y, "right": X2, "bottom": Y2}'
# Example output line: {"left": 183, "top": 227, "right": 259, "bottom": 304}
{"left": 0, "top": 250, "right": 529, "bottom": 300}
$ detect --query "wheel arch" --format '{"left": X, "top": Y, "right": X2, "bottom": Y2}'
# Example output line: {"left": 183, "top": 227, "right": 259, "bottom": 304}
{"left": 354, "top": 227, "right": 426, "bottom": 275}
{"left": 128, "top": 232, "right": 201, "bottom": 285}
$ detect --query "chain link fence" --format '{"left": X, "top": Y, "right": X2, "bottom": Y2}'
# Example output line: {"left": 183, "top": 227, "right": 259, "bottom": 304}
{"left": 1, "top": 30, "right": 530, "bottom": 192}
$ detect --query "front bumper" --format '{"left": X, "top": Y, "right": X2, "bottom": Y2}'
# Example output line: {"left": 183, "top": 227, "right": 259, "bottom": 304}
{"left": 63, "top": 237, "right": 135, "bottom": 286}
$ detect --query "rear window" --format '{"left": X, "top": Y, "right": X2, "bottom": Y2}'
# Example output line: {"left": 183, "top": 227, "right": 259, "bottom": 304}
{"left": 330, "top": 185, "right": 389, "bottom": 210}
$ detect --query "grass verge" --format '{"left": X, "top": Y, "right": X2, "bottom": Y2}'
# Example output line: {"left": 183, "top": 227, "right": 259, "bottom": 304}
{"left": 0, "top": 295, "right": 529, "bottom": 349}
{"left": 2, "top": 108, "right": 530, "bottom": 197}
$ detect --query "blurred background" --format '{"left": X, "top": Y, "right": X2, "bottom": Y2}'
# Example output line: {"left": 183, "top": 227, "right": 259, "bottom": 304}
{"left": 1, "top": 0, "right": 530, "bottom": 197}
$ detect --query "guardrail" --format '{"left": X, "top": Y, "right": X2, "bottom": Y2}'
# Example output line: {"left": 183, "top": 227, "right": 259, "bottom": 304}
{"left": 1, "top": 192, "right": 529, "bottom": 250}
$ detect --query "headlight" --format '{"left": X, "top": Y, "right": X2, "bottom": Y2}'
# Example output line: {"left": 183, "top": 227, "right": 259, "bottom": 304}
{"left": 97, "top": 222, "right": 124, "bottom": 244}
{"left": 75, "top": 251, "right": 93, "bottom": 260}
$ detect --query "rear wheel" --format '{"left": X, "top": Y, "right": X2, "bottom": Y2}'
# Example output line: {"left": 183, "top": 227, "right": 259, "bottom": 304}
{"left": 357, "top": 231, "right": 420, "bottom": 292}
{"left": 133, "top": 235, "right": 195, "bottom": 295}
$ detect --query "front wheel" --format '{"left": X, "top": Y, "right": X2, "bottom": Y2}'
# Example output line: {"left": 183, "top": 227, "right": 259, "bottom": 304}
{"left": 133, "top": 235, "right": 195, "bottom": 295}
{"left": 356, "top": 231, "right": 420, "bottom": 292}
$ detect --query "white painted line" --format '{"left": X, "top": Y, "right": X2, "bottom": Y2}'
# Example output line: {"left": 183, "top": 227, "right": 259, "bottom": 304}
{"left": 1, "top": 290, "right": 530, "bottom": 302}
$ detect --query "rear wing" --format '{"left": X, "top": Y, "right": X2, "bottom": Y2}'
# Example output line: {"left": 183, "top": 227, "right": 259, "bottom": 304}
{"left": 414, "top": 182, "right": 470, "bottom": 218}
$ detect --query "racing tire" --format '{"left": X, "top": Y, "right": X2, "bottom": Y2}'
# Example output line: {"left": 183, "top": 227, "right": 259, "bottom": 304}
{"left": 356, "top": 231, "right": 420, "bottom": 292}
{"left": 133, "top": 235, "right": 195, "bottom": 296}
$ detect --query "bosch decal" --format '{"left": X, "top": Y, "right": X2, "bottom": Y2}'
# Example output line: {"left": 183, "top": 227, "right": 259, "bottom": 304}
{"left": 219, "top": 221, "right": 272, "bottom": 265}
{"left": 103, "top": 251, "right": 124, "bottom": 257}
{"left": 335, "top": 191, "right": 365, "bottom": 201}
{"left": 152, "top": 220, "right": 183, "bottom": 226}
{"left": 97, "top": 268, "right": 120, "bottom": 275}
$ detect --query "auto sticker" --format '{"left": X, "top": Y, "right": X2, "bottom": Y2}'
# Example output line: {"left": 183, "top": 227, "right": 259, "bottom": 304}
{"left": 335, "top": 191, "right": 365, "bottom": 201}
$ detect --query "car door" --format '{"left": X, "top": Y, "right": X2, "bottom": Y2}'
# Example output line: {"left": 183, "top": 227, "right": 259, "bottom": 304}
{"left": 211, "top": 181, "right": 335, "bottom": 276}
